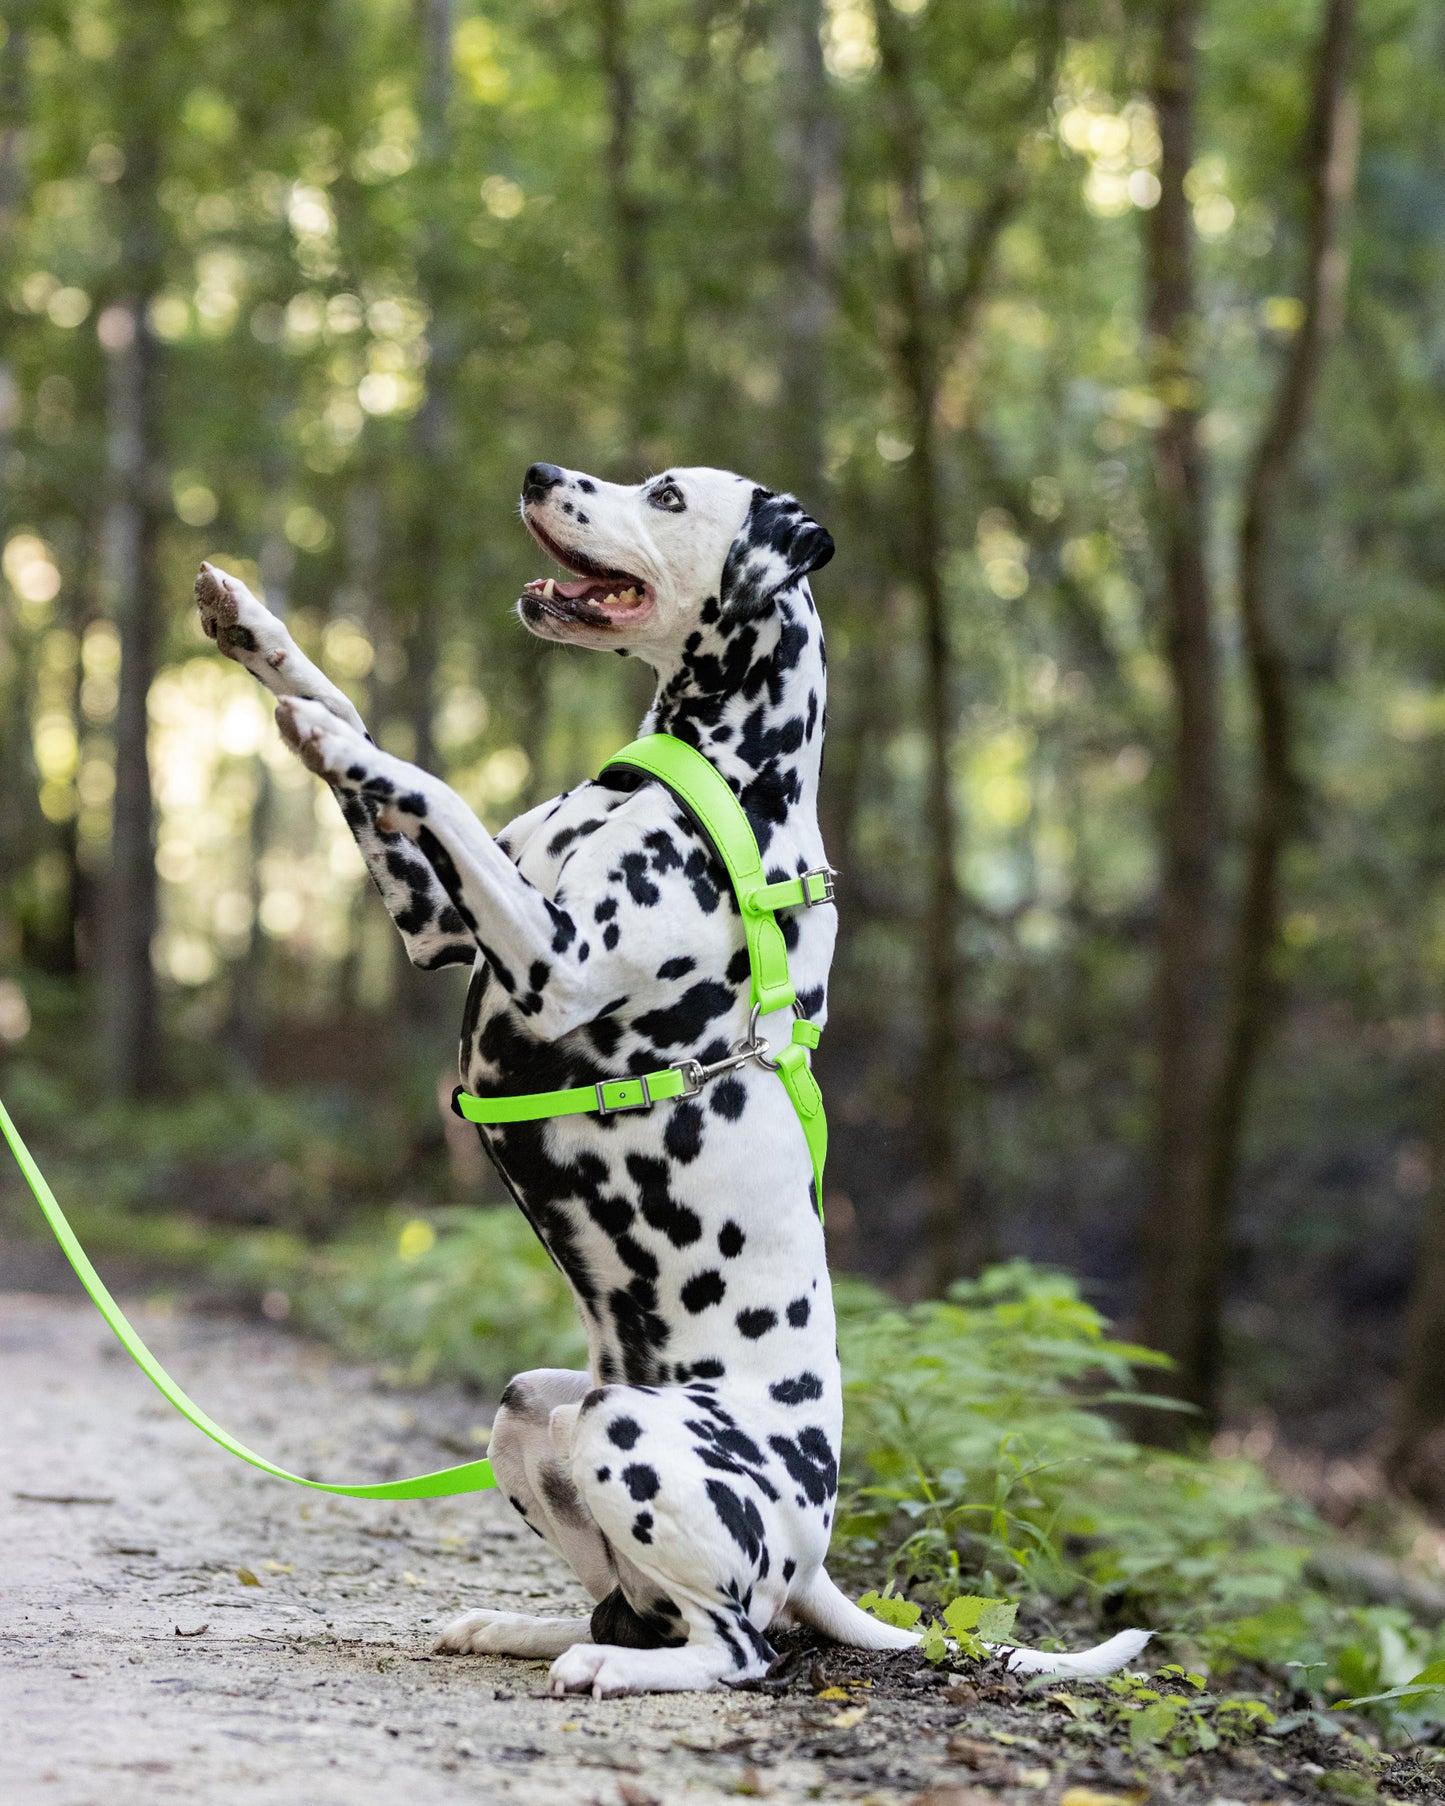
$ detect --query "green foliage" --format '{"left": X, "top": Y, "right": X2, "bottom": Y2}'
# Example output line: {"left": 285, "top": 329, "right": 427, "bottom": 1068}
{"left": 1051, "top": 1668, "right": 1277, "bottom": 1762}
{"left": 290, "top": 1204, "right": 585, "bottom": 1391}
{"left": 833, "top": 1262, "right": 1445, "bottom": 1741}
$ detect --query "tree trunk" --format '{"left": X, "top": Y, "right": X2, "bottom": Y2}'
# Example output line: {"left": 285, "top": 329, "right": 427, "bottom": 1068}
{"left": 1196, "top": 0, "right": 1359, "bottom": 1419}
{"left": 1135, "top": 0, "right": 1223, "bottom": 1429}
{"left": 0, "top": 6, "right": 35, "bottom": 910}
{"left": 871, "top": 2, "right": 1058, "bottom": 1291}
{"left": 595, "top": 0, "right": 652, "bottom": 464}
{"left": 773, "top": 0, "right": 837, "bottom": 502}
{"left": 1390, "top": 1070, "right": 1445, "bottom": 1512}
{"left": 97, "top": 34, "right": 165, "bottom": 1096}
{"left": 391, "top": 0, "right": 455, "bottom": 1041}
{"left": 871, "top": 1, "right": 976, "bottom": 1290}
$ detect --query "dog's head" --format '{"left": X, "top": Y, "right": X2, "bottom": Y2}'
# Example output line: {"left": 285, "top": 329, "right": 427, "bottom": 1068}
{"left": 516, "top": 464, "right": 833, "bottom": 657}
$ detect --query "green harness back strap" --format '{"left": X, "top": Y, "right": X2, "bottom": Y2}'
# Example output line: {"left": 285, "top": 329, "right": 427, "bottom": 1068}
{"left": 0, "top": 1095, "right": 497, "bottom": 1497}
{"left": 457, "top": 735, "right": 831, "bottom": 1211}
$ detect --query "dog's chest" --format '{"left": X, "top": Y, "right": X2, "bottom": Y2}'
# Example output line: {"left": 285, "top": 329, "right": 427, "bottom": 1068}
{"left": 458, "top": 776, "right": 838, "bottom": 1388}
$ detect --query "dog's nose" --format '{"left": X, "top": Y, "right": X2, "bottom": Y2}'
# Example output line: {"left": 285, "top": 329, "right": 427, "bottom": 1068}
{"left": 522, "top": 463, "right": 566, "bottom": 503}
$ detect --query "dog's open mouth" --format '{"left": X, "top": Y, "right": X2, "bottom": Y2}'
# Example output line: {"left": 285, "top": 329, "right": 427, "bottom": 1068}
{"left": 521, "top": 515, "right": 655, "bottom": 629}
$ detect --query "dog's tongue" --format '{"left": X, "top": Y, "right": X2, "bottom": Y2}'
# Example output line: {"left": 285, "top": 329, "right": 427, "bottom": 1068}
{"left": 556, "top": 577, "right": 603, "bottom": 600}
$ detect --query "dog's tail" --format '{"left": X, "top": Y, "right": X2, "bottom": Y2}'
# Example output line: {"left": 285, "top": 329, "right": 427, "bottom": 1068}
{"left": 788, "top": 1569, "right": 1151, "bottom": 1680}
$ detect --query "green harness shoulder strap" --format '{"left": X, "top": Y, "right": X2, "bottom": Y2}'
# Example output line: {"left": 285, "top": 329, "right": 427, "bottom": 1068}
{"left": 602, "top": 734, "right": 831, "bottom": 1210}
{"left": 0, "top": 1095, "right": 496, "bottom": 1498}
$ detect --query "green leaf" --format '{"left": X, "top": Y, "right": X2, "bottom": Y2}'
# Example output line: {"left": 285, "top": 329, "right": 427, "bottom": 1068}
{"left": 941, "top": 1595, "right": 990, "bottom": 1635}
{"left": 858, "top": 1589, "right": 922, "bottom": 1631}
{"left": 976, "top": 1600, "right": 1018, "bottom": 1641}
{"left": 1129, "top": 1698, "right": 1181, "bottom": 1749}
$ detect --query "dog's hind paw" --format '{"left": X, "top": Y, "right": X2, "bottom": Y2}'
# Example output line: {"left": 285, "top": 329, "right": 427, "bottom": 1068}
{"left": 432, "top": 1609, "right": 589, "bottom": 1659}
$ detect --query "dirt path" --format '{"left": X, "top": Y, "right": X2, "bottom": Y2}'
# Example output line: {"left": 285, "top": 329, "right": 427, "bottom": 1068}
{"left": 3, "top": 1290, "right": 1425, "bottom": 1806}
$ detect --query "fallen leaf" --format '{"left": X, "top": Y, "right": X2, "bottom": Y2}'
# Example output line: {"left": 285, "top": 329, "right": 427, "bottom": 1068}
{"left": 235, "top": 1568, "right": 261, "bottom": 1587}
{"left": 1059, "top": 1789, "right": 1150, "bottom": 1806}
{"left": 260, "top": 1561, "right": 293, "bottom": 1574}
{"left": 173, "top": 1623, "right": 208, "bottom": 1638}
{"left": 735, "top": 1766, "right": 767, "bottom": 1797}
{"left": 816, "top": 1685, "right": 850, "bottom": 1700}
{"left": 1019, "top": 1768, "right": 1051, "bottom": 1789}
{"left": 829, "top": 1705, "right": 868, "bottom": 1729}
{"left": 945, "top": 1736, "right": 998, "bottom": 1767}
{"left": 943, "top": 1681, "right": 978, "bottom": 1706}
{"left": 617, "top": 1783, "right": 660, "bottom": 1806}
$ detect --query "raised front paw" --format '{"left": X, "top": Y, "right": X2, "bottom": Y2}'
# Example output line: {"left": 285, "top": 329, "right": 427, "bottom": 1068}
{"left": 195, "top": 562, "right": 285, "bottom": 669}
{"left": 275, "top": 696, "right": 368, "bottom": 782}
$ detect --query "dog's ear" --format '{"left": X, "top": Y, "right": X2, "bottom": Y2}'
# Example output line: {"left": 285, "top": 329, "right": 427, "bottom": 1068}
{"left": 719, "top": 488, "right": 835, "bottom": 621}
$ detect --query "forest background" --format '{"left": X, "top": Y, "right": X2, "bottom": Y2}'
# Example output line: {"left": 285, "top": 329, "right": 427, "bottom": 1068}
{"left": 6, "top": 0, "right": 1445, "bottom": 1711}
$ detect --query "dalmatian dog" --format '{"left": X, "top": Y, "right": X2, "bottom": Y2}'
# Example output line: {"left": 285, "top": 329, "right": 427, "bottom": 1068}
{"left": 195, "top": 463, "right": 1149, "bottom": 1697}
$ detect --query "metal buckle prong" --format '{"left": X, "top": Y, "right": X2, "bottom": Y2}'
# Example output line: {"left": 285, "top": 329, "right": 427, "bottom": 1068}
{"left": 596, "top": 1074, "right": 652, "bottom": 1114}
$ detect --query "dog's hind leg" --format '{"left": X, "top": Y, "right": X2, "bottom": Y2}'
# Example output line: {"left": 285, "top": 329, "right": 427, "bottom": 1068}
{"left": 789, "top": 1569, "right": 1152, "bottom": 1678}
{"left": 434, "top": 1370, "right": 615, "bottom": 1661}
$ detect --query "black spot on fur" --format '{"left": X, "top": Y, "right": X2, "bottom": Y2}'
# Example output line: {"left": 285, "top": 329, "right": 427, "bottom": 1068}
{"left": 710, "top": 1076, "right": 747, "bottom": 1121}
{"left": 657, "top": 955, "right": 695, "bottom": 979}
{"left": 704, "top": 1479, "right": 766, "bottom": 1565}
{"left": 663, "top": 1100, "right": 704, "bottom": 1163}
{"left": 632, "top": 1511, "right": 654, "bottom": 1543}
{"left": 681, "top": 1269, "right": 726, "bottom": 1313}
{"left": 736, "top": 1307, "right": 777, "bottom": 1340}
{"left": 622, "top": 1462, "right": 659, "bottom": 1501}
{"left": 632, "top": 980, "right": 734, "bottom": 1049}
{"left": 718, "top": 1221, "right": 745, "bottom": 1258}
{"left": 769, "top": 1371, "right": 824, "bottom": 1406}
{"left": 607, "top": 1416, "right": 642, "bottom": 1450}
{"left": 767, "top": 1426, "right": 838, "bottom": 1505}
{"left": 627, "top": 1154, "right": 702, "bottom": 1246}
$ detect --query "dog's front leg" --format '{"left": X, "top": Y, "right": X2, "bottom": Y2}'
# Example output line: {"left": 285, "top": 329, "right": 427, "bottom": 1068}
{"left": 276, "top": 699, "right": 604, "bottom": 1037}
{"left": 197, "top": 565, "right": 476, "bottom": 971}
{"left": 195, "top": 563, "right": 369, "bottom": 736}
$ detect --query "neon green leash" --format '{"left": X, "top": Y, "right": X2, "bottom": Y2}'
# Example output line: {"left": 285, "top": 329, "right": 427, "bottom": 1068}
{"left": 0, "top": 731, "right": 832, "bottom": 1500}
{"left": 0, "top": 1092, "right": 497, "bottom": 1497}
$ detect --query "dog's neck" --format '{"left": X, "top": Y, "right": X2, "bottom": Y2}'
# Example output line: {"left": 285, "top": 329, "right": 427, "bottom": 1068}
{"left": 638, "top": 584, "right": 826, "bottom": 851}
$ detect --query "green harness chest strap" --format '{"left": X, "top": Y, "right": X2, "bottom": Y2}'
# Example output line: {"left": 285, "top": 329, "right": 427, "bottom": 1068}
{"left": 455, "top": 732, "right": 833, "bottom": 1214}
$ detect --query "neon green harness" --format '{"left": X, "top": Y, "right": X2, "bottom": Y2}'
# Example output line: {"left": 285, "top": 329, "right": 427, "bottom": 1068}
{"left": 0, "top": 732, "right": 832, "bottom": 1501}
{"left": 454, "top": 733, "right": 832, "bottom": 1211}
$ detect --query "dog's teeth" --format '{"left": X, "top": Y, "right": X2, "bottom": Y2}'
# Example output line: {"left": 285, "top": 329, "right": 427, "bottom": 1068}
{"left": 601, "top": 592, "right": 618, "bottom": 606}
{"left": 617, "top": 587, "right": 638, "bottom": 605}
{"left": 542, "top": 579, "right": 555, "bottom": 598}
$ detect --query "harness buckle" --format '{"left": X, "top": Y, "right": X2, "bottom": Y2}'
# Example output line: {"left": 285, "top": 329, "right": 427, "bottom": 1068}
{"left": 595, "top": 1075, "right": 653, "bottom": 1114}
{"left": 675, "top": 1060, "right": 705, "bottom": 1098}
{"left": 800, "top": 866, "right": 837, "bottom": 908}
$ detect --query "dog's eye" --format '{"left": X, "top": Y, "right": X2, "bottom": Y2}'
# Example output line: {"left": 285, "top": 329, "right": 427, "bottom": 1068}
{"left": 649, "top": 480, "right": 686, "bottom": 513}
